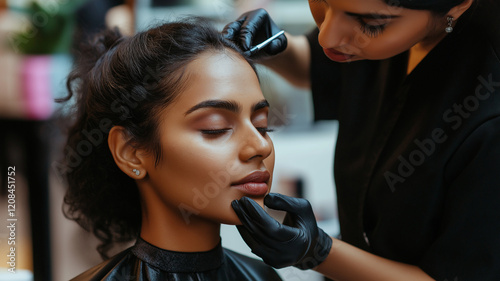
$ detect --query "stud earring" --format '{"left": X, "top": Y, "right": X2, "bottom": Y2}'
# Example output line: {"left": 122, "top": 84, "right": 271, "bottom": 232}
{"left": 132, "top": 169, "right": 140, "bottom": 176}
{"left": 445, "top": 16, "right": 454, "bottom": 33}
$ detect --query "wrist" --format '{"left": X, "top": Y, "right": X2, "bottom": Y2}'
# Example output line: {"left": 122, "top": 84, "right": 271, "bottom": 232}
{"left": 259, "top": 33, "right": 311, "bottom": 89}
{"left": 295, "top": 228, "right": 333, "bottom": 270}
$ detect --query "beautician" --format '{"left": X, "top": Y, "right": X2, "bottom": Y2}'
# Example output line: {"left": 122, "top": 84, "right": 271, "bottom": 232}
{"left": 225, "top": 0, "right": 500, "bottom": 280}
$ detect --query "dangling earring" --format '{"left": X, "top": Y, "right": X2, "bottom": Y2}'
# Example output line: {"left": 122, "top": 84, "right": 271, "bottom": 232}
{"left": 132, "top": 169, "right": 140, "bottom": 176}
{"left": 445, "top": 16, "right": 454, "bottom": 33}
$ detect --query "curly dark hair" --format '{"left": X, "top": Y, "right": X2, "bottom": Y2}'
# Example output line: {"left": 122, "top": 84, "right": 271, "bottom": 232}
{"left": 58, "top": 18, "right": 255, "bottom": 259}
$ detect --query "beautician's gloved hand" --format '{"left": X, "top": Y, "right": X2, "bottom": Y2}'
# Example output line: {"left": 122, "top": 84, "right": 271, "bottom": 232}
{"left": 222, "top": 8, "right": 287, "bottom": 59}
{"left": 231, "top": 193, "right": 332, "bottom": 270}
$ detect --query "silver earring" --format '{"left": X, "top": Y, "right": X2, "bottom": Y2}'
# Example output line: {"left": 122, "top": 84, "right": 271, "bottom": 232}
{"left": 132, "top": 169, "right": 140, "bottom": 176}
{"left": 445, "top": 16, "right": 454, "bottom": 33}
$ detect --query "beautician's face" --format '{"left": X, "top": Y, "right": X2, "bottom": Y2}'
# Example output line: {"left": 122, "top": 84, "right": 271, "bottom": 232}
{"left": 145, "top": 50, "right": 274, "bottom": 225}
{"left": 309, "top": 0, "right": 444, "bottom": 62}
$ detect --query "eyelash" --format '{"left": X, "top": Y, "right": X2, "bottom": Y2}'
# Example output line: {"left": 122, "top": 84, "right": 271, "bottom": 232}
{"left": 257, "top": 127, "right": 275, "bottom": 135}
{"left": 201, "top": 127, "right": 274, "bottom": 136}
{"left": 201, "top": 129, "right": 230, "bottom": 135}
{"left": 356, "top": 17, "right": 387, "bottom": 37}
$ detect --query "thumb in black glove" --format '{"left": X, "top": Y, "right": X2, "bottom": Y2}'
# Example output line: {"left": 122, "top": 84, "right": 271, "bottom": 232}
{"left": 231, "top": 193, "right": 332, "bottom": 270}
{"left": 222, "top": 8, "right": 287, "bottom": 59}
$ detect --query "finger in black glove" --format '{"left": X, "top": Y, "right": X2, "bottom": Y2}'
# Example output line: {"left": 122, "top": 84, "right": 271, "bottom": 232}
{"left": 231, "top": 193, "right": 332, "bottom": 269}
{"left": 222, "top": 8, "right": 287, "bottom": 59}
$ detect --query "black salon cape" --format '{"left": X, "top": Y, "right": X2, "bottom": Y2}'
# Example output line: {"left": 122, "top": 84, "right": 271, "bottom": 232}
{"left": 307, "top": 1, "right": 500, "bottom": 280}
{"left": 70, "top": 238, "right": 282, "bottom": 281}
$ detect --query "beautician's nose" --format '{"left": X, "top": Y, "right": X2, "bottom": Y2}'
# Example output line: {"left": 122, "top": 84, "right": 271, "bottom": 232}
{"left": 239, "top": 126, "right": 273, "bottom": 162}
{"left": 318, "top": 9, "right": 352, "bottom": 49}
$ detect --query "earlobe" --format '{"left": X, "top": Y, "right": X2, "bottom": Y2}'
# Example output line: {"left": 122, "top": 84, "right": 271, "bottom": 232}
{"left": 108, "top": 126, "right": 147, "bottom": 179}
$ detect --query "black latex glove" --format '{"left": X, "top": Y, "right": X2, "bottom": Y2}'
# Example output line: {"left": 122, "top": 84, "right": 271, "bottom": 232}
{"left": 231, "top": 193, "right": 332, "bottom": 270}
{"left": 222, "top": 8, "right": 287, "bottom": 59}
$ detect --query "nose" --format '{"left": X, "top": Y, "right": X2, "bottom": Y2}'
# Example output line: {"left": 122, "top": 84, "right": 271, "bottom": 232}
{"left": 239, "top": 125, "right": 273, "bottom": 162}
{"left": 317, "top": 9, "right": 352, "bottom": 49}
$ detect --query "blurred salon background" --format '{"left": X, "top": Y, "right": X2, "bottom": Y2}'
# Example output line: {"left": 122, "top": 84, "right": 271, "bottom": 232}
{"left": 0, "top": 0, "right": 338, "bottom": 280}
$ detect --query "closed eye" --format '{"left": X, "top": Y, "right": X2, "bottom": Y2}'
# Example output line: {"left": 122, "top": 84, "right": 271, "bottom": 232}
{"left": 201, "top": 129, "right": 231, "bottom": 136}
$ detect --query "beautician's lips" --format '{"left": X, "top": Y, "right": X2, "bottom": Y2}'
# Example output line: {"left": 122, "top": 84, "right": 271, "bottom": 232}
{"left": 324, "top": 48, "right": 355, "bottom": 62}
{"left": 231, "top": 171, "right": 270, "bottom": 196}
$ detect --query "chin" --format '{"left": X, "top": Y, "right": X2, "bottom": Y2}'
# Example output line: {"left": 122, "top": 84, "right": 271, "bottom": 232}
{"left": 221, "top": 197, "right": 266, "bottom": 226}
{"left": 252, "top": 197, "right": 266, "bottom": 208}
{"left": 344, "top": 56, "right": 365, "bottom": 62}
{"left": 221, "top": 210, "right": 244, "bottom": 225}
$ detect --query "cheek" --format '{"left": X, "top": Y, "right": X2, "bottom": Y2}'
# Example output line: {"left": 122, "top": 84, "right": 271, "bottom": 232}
{"left": 163, "top": 140, "right": 233, "bottom": 190}
{"left": 309, "top": 3, "right": 326, "bottom": 28}
{"left": 152, "top": 135, "right": 228, "bottom": 204}
{"left": 164, "top": 137, "right": 243, "bottom": 219}
{"left": 361, "top": 23, "right": 431, "bottom": 59}
{"left": 264, "top": 141, "right": 275, "bottom": 189}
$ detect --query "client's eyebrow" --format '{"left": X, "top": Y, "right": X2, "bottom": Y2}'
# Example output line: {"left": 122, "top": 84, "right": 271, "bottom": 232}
{"left": 185, "top": 99, "right": 269, "bottom": 116}
{"left": 253, "top": 100, "right": 270, "bottom": 113}
{"left": 345, "top": 11, "right": 400, "bottom": 19}
{"left": 185, "top": 100, "right": 239, "bottom": 115}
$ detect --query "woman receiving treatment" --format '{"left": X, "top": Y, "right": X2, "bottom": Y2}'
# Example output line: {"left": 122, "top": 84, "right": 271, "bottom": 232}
{"left": 60, "top": 18, "right": 281, "bottom": 280}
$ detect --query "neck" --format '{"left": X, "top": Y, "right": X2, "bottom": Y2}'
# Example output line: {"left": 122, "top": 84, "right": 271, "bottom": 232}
{"left": 138, "top": 187, "right": 221, "bottom": 252}
{"left": 407, "top": 32, "right": 447, "bottom": 75}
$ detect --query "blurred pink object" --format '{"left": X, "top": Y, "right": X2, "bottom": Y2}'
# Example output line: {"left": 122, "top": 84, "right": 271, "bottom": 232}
{"left": 21, "top": 55, "right": 52, "bottom": 120}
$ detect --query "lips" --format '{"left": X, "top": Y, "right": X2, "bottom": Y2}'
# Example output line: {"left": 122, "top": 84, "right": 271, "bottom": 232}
{"left": 231, "top": 171, "right": 270, "bottom": 196}
{"left": 323, "top": 48, "right": 355, "bottom": 62}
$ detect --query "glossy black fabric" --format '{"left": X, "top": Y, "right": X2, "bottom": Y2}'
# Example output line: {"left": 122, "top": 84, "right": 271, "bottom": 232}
{"left": 70, "top": 238, "right": 282, "bottom": 281}
{"left": 307, "top": 1, "right": 500, "bottom": 280}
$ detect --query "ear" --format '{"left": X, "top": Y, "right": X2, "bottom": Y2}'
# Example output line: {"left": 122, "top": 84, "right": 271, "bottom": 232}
{"left": 108, "top": 126, "right": 147, "bottom": 179}
{"left": 447, "top": 0, "right": 474, "bottom": 20}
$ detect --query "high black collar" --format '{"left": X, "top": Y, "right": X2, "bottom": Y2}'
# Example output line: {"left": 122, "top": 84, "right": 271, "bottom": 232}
{"left": 131, "top": 238, "right": 224, "bottom": 273}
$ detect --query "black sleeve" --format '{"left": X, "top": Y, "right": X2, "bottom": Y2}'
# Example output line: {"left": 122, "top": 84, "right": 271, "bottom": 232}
{"left": 306, "top": 28, "right": 342, "bottom": 121}
{"left": 419, "top": 116, "right": 500, "bottom": 280}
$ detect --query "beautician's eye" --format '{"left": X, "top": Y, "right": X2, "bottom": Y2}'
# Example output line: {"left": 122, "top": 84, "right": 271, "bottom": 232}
{"left": 355, "top": 17, "right": 387, "bottom": 37}
{"left": 256, "top": 127, "right": 274, "bottom": 136}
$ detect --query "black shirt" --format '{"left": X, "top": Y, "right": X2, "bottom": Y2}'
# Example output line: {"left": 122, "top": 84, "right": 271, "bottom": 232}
{"left": 307, "top": 1, "right": 500, "bottom": 280}
{"left": 70, "top": 238, "right": 282, "bottom": 281}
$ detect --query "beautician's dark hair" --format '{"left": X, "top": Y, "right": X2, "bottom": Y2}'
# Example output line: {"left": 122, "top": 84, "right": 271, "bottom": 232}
{"left": 60, "top": 18, "right": 254, "bottom": 259}
{"left": 386, "top": 0, "right": 470, "bottom": 13}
